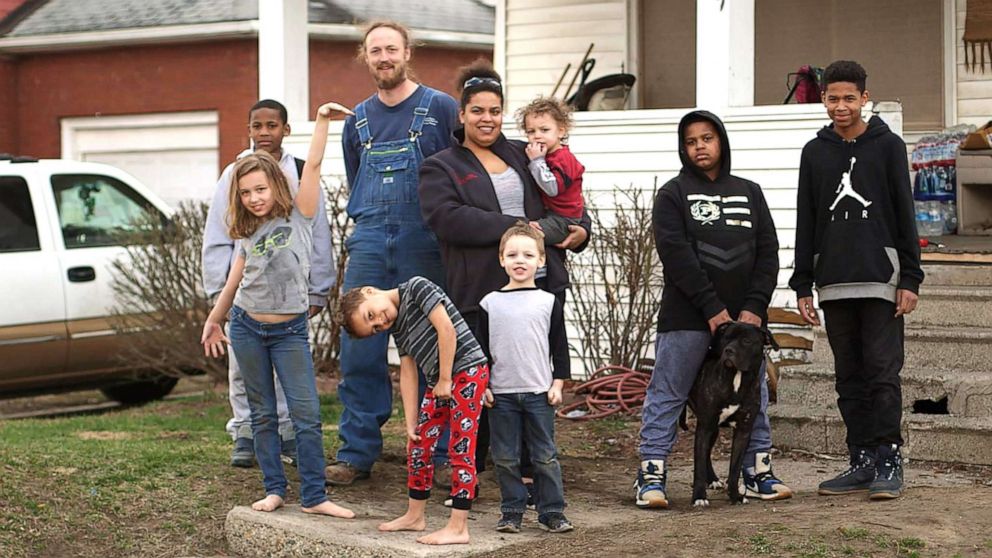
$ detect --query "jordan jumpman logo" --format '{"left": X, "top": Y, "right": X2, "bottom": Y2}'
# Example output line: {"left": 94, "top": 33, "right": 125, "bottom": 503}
{"left": 829, "top": 157, "right": 872, "bottom": 211}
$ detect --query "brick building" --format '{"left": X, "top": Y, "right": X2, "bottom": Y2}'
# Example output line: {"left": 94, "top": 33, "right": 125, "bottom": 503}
{"left": 0, "top": 0, "right": 493, "bottom": 205}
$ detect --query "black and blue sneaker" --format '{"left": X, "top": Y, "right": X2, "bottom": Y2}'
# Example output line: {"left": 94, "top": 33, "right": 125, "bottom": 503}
{"left": 634, "top": 459, "right": 669, "bottom": 509}
{"left": 743, "top": 452, "right": 793, "bottom": 501}
{"left": 869, "top": 444, "right": 904, "bottom": 500}
{"left": 818, "top": 446, "right": 877, "bottom": 495}
{"left": 496, "top": 512, "right": 523, "bottom": 533}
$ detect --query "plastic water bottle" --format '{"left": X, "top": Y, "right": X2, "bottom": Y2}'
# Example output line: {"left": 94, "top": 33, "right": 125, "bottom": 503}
{"left": 942, "top": 200, "right": 958, "bottom": 234}
{"left": 925, "top": 200, "right": 944, "bottom": 237}
{"left": 915, "top": 200, "right": 931, "bottom": 237}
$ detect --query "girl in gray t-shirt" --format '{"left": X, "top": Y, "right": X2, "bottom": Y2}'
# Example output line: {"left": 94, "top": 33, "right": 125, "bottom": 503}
{"left": 201, "top": 101, "right": 355, "bottom": 520}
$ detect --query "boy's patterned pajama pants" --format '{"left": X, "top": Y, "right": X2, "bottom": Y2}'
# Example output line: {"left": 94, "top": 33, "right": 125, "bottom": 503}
{"left": 407, "top": 363, "right": 489, "bottom": 511}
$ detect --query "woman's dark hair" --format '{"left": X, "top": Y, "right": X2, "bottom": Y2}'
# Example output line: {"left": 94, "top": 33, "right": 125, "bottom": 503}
{"left": 823, "top": 60, "right": 867, "bottom": 93}
{"left": 456, "top": 59, "right": 503, "bottom": 108}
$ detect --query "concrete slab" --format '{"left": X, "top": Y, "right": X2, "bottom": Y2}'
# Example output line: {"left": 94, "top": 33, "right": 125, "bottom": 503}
{"left": 770, "top": 404, "right": 992, "bottom": 464}
{"left": 776, "top": 365, "right": 992, "bottom": 417}
{"left": 921, "top": 263, "right": 992, "bottom": 286}
{"left": 910, "top": 285, "right": 992, "bottom": 328}
{"left": 225, "top": 499, "right": 624, "bottom": 558}
{"left": 223, "top": 455, "right": 983, "bottom": 558}
{"left": 811, "top": 326, "right": 992, "bottom": 373}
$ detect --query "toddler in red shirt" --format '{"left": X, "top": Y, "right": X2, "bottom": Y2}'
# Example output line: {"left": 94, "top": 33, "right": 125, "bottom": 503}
{"left": 517, "top": 97, "right": 586, "bottom": 245}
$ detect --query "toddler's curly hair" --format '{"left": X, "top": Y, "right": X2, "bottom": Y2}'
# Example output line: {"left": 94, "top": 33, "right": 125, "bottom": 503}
{"left": 515, "top": 96, "right": 573, "bottom": 137}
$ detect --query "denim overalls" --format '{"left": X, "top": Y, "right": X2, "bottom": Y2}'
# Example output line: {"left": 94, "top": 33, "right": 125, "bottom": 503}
{"left": 337, "top": 88, "right": 448, "bottom": 472}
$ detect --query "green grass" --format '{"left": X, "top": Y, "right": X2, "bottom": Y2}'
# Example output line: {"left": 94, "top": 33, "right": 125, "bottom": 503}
{"left": 0, "top": 392, "right": 347, "bottom": 558}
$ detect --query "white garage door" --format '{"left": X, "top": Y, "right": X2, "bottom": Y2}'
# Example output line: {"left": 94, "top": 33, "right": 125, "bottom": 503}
{"left": 61, "top": 111, "right": 219, "bottom": 208}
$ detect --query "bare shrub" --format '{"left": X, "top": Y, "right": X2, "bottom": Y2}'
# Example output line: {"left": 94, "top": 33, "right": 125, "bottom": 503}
{"left": 311, "top": 176, "right": 351, "bottom": 376}
{"left": 109, "top": 201, "right": 226, "bottom": 381}
{"left": 567, "top": 180, "right": 663, "bottom": 375}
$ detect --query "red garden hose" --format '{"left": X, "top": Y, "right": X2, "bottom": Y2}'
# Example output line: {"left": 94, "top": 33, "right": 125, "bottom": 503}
{"left": 556, "top": 364, "right": 652, "bottom": 420}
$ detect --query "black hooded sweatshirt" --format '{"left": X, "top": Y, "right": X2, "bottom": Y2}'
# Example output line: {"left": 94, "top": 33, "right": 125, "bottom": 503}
{"left": 654, "top": 110, "right": 780, "bottom": 333}
{"left": 788, "top": 116, "right": 923, "bottom": 303}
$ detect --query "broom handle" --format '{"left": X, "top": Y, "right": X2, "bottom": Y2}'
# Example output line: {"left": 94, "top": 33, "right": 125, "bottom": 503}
{"left": 563, "top": 43, "right": 595, "bottom": 100}
{"left": 551, "top": 63, "right": 571, "bottom": 98}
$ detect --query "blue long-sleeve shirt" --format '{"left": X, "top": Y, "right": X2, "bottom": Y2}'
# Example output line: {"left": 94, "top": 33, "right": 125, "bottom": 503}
{"left": 201, "top": 149, "right": 335, "bottom": 307}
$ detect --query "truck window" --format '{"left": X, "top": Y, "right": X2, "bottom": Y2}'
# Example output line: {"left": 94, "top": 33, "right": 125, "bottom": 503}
{"left": 0, "top": 176, "right": 41, "bottom": 253}
{"left": 51, "top": 174, "right": 164, "bottom": 249}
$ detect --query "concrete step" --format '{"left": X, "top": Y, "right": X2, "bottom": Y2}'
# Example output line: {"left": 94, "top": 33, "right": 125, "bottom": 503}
{"left": 921, "top": 263, "right": 992, "bottom": 286}
{"left": 768, "top": 403, "right": 992, "bottom": 465}
{"left": 776, "top": 365, "right": 992, "bottom": 417}
{"left": 910, "top": 285, "right": 992, "bottom": 328}
{"left": 811, "top": 326, "right": 992, "bottom": 373}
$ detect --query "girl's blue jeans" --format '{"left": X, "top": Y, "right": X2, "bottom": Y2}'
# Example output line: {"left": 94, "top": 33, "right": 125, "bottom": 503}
{"left": 229, "top": 306, "right": 327, "bottom": 508}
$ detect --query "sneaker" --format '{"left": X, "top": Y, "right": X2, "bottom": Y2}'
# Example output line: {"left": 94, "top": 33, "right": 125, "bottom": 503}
{"left": 443, "top": 484, "right": 480, "bottom": 508}
{"left": 324, "top": 462, "right": 370, "bottom": 486}
{"left": 538, "top": 512, "right": 574, "bottom": 533}
{"left": 869, "top": 444, "right": 904, "bottom": 500}
{"left": 495, "top": 512, "right": 523, "bottom": 533}
{"left": 280, "top": 438, "right": 297, "bottom": 468}
{"left": 434, "top": 461, "right": 452, "bottom": 490}
{"left": 818, "top": 446, "right": 877, "bottom": 495}
{"left": 230, "top": 437, "right": 254, "bottom": 468}
{"left": 634, "top": 459, "right": 669, "bottom": 509}
{"left": 525, "top": 481, "right": 536, "bottom": 511}
{"left": 743, "top": 452, "right": 793, "bottom": 501}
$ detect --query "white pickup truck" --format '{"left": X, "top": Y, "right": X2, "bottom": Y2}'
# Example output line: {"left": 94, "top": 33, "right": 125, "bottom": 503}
{"left": 0, "top": 155, "right": 179, "bottom": 404}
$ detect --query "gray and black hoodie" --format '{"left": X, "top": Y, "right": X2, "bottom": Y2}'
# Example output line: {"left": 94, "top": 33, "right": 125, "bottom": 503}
{"left": 654, "top": 110, "right": 780, "bottom": 332}
{"left": 788, "top": 116, "right": 923, "bottom": 303}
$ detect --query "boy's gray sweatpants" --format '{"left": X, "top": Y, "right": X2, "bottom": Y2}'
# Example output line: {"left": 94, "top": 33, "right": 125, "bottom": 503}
{"left": 638, "top": 330, "right": 772, "bottom": 469}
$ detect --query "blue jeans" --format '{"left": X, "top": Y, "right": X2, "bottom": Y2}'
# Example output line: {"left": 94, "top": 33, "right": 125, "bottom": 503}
{"left": 639, "top": 331, "right": 773, "bottom": 468}
{"left": 229, "top": 307, "right": 327, "bottom": 508}
{"left": 489, "top": 392, "right": 566, "bottom": 515}
{"left": 336, "top": 224, "right": 448, "bottom": 471}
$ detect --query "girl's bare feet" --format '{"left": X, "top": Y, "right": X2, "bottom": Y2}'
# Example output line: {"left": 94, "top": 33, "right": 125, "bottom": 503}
{"left": 378, "top": 511, "right": 426, "bottom": 532}
{"left": 416, "top": 524, "right": 470, "bottom": 545}
{"left": 251, "top": 494, "right": 284, "bottom": 512}
{"left": 301, "top": 500, "right": 355, "bottom": 519}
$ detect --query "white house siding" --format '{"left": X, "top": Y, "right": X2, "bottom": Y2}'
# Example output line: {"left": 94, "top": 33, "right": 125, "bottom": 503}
{"left": 503, "top": 0, "right": 626, "bottom": 112}
{"left": 957, "top": 0, "right": 992, "bottom": 128}
{"left": 563, "top": 104, "right": 834, "bottom": 310}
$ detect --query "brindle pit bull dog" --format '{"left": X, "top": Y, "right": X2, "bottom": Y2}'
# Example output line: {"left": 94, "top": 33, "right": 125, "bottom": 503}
{"left": 687, "top": 322, "right": 777, "bottom": 507}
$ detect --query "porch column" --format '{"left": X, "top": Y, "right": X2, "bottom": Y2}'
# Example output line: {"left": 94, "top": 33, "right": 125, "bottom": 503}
{"left": 258, "top": 0, "right": 309, "bottom": 119}
{"left": 695, "top": 0, "right": 754, "bottom": 109}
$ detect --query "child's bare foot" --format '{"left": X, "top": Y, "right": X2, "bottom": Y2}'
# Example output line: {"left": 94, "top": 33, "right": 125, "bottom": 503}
{"left": 251, "top": 494, "right": 284, "bottom": 512}
{"left": 416, "top": 524, "right": 470, "bottom": 545}
{"left": 378, "top": 512, "right": 427, "bottom": 532}
{"left": 301, "top": 500, "right": 355, "bottom": 519}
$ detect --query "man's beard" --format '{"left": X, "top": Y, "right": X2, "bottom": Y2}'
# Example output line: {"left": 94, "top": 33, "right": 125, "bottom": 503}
{"left": 373, "top": 63, "right": 407, "bottom": 90}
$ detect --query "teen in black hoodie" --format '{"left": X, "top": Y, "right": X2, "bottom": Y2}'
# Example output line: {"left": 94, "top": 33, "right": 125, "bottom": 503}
{"left": 790, "top": 61, "right": 922, "bottom": 501}
{"left": 634, "top": 110, "right": 791, "bottom": 509}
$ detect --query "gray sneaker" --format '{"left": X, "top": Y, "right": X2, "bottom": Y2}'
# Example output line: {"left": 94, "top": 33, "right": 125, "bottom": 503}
{"left": 230, "top": 437, "right": 254, "bottom": 468}
{"left": 538, "top": 512, "right": 574, "bottom": 533}
{"left": 281, "top": 437, "right": 297, "bottom": 468}
{"left": 496, "top": 512, "right": 523, "bottom": 533}
{"left": 818, "top": 446, "right": 877, "bottom": 495}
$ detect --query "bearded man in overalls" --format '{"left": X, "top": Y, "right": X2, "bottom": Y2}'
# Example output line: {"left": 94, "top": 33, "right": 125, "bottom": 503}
{"left": 327, "top": 21, "right": 458, "bottom": 486}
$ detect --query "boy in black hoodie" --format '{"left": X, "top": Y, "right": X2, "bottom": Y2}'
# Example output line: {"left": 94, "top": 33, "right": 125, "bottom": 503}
{"left": 634, "top": 111, "right": 791, "bottom": 509}
{"left": 789, "top": 60, "right": 923, "bottom": 500}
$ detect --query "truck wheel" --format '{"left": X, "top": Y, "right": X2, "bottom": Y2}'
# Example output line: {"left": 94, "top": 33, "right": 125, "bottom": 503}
{"left": 101, "top": 375, "right": 179, "bottom": 405}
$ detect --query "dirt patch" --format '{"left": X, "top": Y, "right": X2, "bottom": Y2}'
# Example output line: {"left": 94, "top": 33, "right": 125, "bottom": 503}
{"left": 76, "top": 431, "right": 133, "bottom": 441}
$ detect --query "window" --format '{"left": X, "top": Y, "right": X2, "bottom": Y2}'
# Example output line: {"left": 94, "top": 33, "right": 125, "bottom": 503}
{"left": 637, "top": 0, "right": 696, "bottom": 109}
{"left": 51, "top": 174, "right": 164, "bottom": 249}
{"left": 755, "top": 0, "right": 943, "bottom": 131}
{"left": 0, "top": 176, "right": 41, "bottom": 253}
